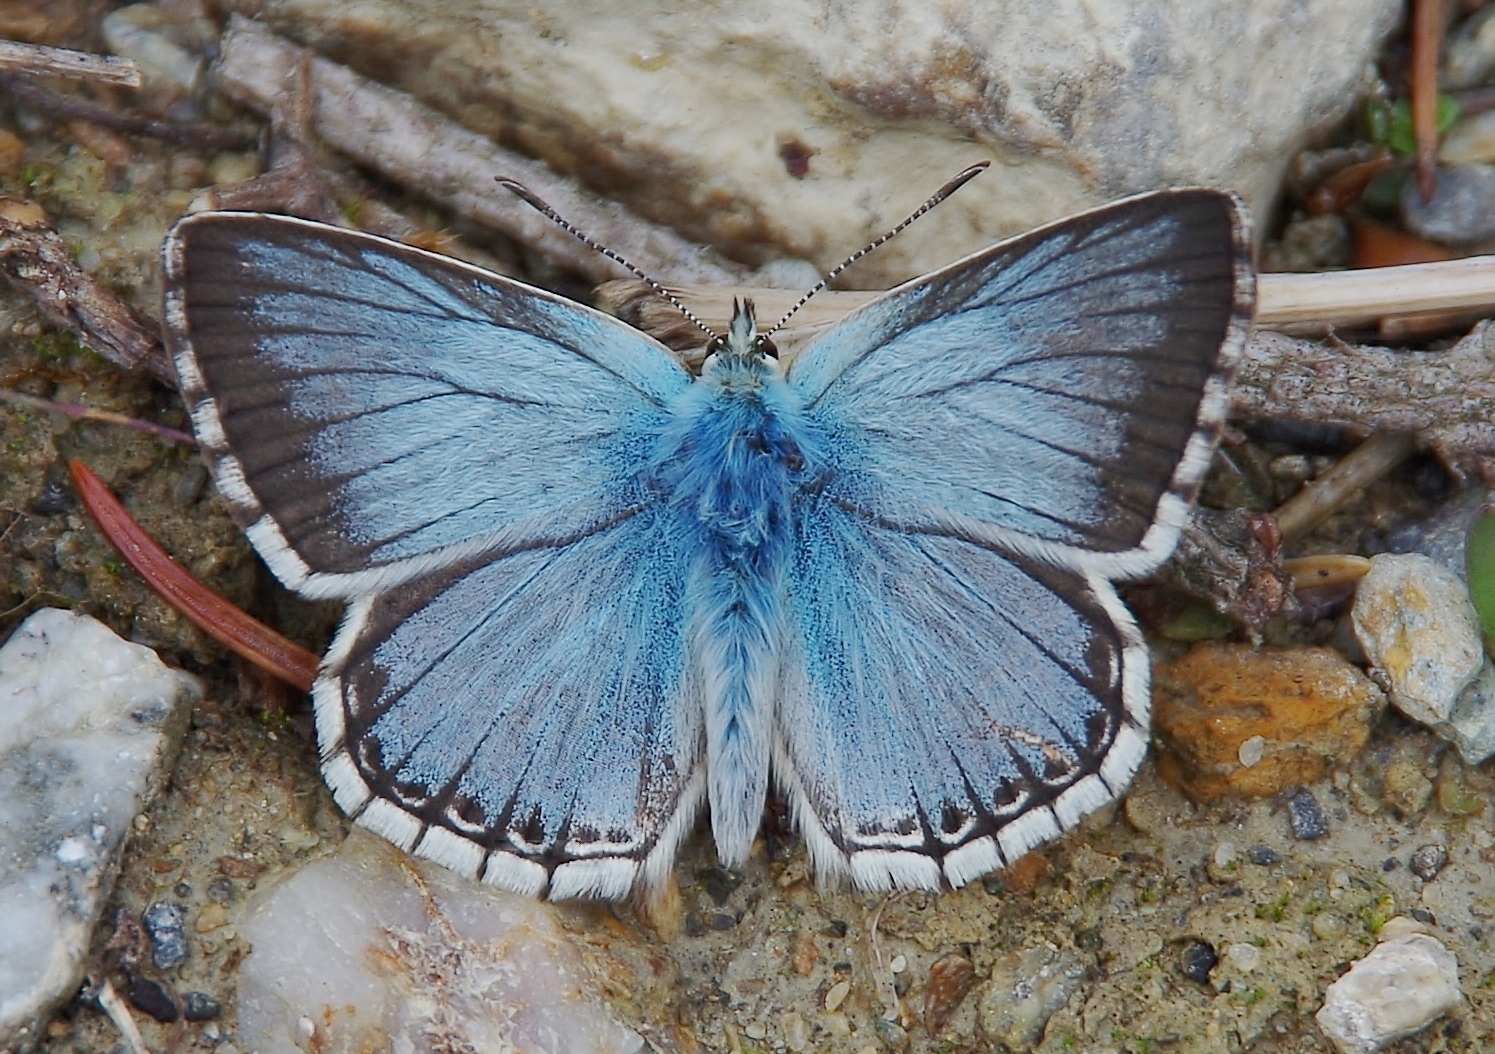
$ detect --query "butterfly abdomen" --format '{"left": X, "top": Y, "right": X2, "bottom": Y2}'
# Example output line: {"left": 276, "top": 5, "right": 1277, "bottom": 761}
{"left": 662, "top": 367, "right": 819, "bottom": 865}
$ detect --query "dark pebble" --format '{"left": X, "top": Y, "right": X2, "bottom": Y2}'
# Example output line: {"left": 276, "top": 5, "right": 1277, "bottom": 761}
{"left": 874, "top": 1017, "right": 910, "bottom": 1052}
{"left": 696, "top": 866, "right": 742, "bottom": 906}
{"left": 1383, "top": 857, "right": 1401, "bottom": 872}
{"left": 824, "top": 919, "right": 848, "bottom": 938}
{"left": 126, "top": 975, "right": 180, "bottom": 1023}
{"left": 182, "top": 990, "right": 222, "bottom": 1021}
{"left": 1074, "top": 926, "right": 1103, "bottom": 951}
{"left": 981, "top": 875, "right": 1006, "bottom": 895}
{"left": 1410, "top": 844, "right": 1449, "bottom": 881}
{"left": 1247, "top": 845, "right": 1281, "bottom": 866}
{"left": 1179, "top": 939, "right": 1218, "bottom": 984}
{"left": 30, "top": 477, "right": 74, "bottom": 515}
{"left": 1287, "top": 788, "right": 1328, "bottom": 840}
{"left": 206, "top": 877, "right": 237, "bottom": 905}
{"left": 143, "top": 900, "right": 189, "bottom": 970}
{"left": 706, "top": 911, "right": 737, "bottom": 931}
{"left": 1410, "top": 907, "right": 1438, "bottom": 925}
{"left": 683, "top": 913, "right": 706, "bottom": 937}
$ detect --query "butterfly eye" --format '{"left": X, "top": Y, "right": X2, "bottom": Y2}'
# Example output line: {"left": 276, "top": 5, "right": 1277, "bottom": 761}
{"left": 754, "top": 335, "right": 779, "bottom": 359}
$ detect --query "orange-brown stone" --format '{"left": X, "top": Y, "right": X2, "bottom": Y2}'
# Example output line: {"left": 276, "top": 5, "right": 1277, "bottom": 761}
{"left": 1152, "top": 643, "right": 1385, "bottom": 802}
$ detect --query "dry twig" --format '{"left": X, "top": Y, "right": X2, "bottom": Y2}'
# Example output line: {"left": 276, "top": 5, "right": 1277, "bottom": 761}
{"left": 0, "top": 198, "right": 168, "bottom": 382}
{"left": 0, "top": 39, "right": 139, "bottom": 87}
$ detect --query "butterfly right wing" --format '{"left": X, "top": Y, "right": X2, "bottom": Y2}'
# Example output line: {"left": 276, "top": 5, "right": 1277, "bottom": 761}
{"left": 164, "top": 212, "right": 691, "bottom": 600}
{"left": 317, "top": 500, "right": 704, "bottom": 900}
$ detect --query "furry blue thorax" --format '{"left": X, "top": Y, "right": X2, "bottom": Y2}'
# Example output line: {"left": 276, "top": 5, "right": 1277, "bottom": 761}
{"left": 654, "top": 301, "right": 822, "bottom": 865}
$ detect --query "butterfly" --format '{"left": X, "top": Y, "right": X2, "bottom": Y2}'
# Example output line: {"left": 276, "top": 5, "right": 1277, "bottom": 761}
{"left": 163, "top": 177, "right": 1254, "bottom": 901}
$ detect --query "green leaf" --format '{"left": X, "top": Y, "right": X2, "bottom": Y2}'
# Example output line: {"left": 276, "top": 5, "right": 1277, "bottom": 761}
{"left": 1468, "top": 504, "right": 1495, "bottom": 658}
{"left": 1375, "top": 96, "right": 1462, "bottom": 157}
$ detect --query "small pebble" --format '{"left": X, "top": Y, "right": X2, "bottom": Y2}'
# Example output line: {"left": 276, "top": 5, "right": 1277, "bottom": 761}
{"left": 889, "top": 954, "right": 907, "bottom": 973}
{"left": 743, "top": 1022, "right": 767, "bottom": 1040}
{"left": 195, "top": 903, "right": 228, "bottom": 933}
{"left": 1225, "top": 942, "right": 1261, "bottom": 972}
{"left": 782, "top": 1010, "right": 808, "bottom": 1052}
{"left": 1214, "top": 842, "right": 1237, "bottom": 868}
{"left": 143, "top": 900, "right": 189, "bottom": 970}
{"left": 1410, "top": 845, "right": 1449, "bottom": 882}
{"left": 182, "top": 990, "right": 222, "bottom": 1021}
{"left": 1238, "top": 735, "right": 1267, "bottom": 768}
{"left": 874, "top": 1017, "right": 909, "bottom": 1052}
{"left": 296, "top": 1017, "right": 316, "bottom": 1042}
{"left": 706, "top": 911, "right": 736, "bottom": 931}
{"left": 1312, "top": 913, "right": 1347, "bottom": 940}
{"left": 1248, "top": 845, "right": 1282, "bottom": 866}
{"left": 824, "top": 979, "right": 851, "bottom": 1012}
{"left": 126, "top": 975, "right": 180, "bottom": 1023}
{"left": 1288, "top": 787, "right": 1329, "bottom": 840}
{"left": 697, "top": 866, "right": 742, "bottom": 905}
{"left": 923, "top": 952, "right": 977, "bottom": 1032}
{"left": 1179, "top": 940, "right": 1218, "bottom": 984}
{"left": 1400, "top": 163, "right": 1495, "bottom": 245}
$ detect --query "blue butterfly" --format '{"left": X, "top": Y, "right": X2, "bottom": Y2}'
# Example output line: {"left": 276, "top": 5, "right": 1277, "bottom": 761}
{"left": 163, "top": 179, "right": 1253, "bottom": 900}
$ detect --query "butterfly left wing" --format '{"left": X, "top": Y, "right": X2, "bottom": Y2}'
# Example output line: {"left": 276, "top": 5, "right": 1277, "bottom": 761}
{"left": 164, "top": 212, "right": 690, "bottom": 600}
{"left": 317, "top": 501, "right": 704, "bottom": 901}
{"left": 785, "top": 189, "right": 1253, "bottom": 579}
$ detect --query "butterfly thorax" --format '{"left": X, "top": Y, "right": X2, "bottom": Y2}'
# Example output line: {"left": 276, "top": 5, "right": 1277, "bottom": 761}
{"left": 653, "top": 301, "right": 824, "bottom": 865}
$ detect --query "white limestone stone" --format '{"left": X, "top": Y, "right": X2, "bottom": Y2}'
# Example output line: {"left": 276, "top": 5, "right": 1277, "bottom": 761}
{"left": 0, "top": 609, "right": 198, "bottom": 1048}
{"left": 1351, "top": 553, "right": 1485, "bottom": 727}
{"left": 1315, "top": 925, "right": 1463, "bottom": 1054}
{"left": 235, "top": 828, "right": 644, "bottom": 1054}
{"left": 220, "top": 0, "right": 1399, "bottom": 285}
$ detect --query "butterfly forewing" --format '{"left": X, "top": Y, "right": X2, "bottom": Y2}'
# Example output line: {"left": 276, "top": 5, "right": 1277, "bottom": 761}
{"left": 164, "top": 213, "right": 690, "bottom": 600}
{"left": 787, "top": 190, "right": 1254, "bottom": 579}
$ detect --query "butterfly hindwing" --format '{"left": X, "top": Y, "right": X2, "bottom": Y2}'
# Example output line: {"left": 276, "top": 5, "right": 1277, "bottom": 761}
{"left": 164, "top": 212, "right": 690, "bottom": 600}
{"left": 787, "top": 189, "right": 1254, "bottom": 578}
{"left": 775, "top": 497, "right": 1145, "bottom": 890}
{"left": 317, "top": 503, "right": 705, "bottom": 900}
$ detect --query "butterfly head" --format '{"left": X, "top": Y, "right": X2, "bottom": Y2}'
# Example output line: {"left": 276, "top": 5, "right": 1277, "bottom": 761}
{"left": 703, "top": 299, "right": 779, "bottom": 376}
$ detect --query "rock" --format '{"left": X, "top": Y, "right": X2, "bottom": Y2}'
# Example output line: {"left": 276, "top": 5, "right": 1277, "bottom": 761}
{"left": 1442, "top": 660, "right": 1495, "bottom": 765}
{"left": 0, "top": 609, "right": 198, "bottom": 1049}
{"left": 1152, "top": 643, "right": 1384, "bottom": 801}
{"left": 922, "top": 953, "right": 976, "bottom": 1033}
{"left": 1400, "top": 163, "right": 1495, "bottom": 245}
{"left": 235, "top": 829, "right": 644, "bottom": 1054}
{"left": 1288, "top": 787, "right": 1330, "bottom": 841}
{"left": 1442, "top": 110, "right": 1495, "bottom": 167}
{"left": 1315, "top": 924, "right": 1463, "bottom": 1054}
{"left": 975, "top": 946, "right": 1083, "bottom": 1050}
{"left": 1352, "top": 554, "right": 1485, "bottom": 728}
{"left": 216, "top": 0, "right": 1398, "bottom": 284}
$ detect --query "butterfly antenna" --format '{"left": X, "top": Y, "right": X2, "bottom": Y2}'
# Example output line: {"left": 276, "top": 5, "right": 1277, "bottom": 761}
{"left": 764, "top": 161, "right": 991, "bottom": 338}
{"left": 497, "top": 177, "right": 720, "bottom": 342}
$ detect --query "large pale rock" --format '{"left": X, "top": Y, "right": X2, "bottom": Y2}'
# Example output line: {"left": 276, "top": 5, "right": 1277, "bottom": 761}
{"left": 1315, "top": 919, "right": 1463, "bottom": 1054}
{"left": 0, "top": 609, "right": 198, "bottom": 1049}
{"left": 218, "top": 0, "right": 1400, "bottom": 284}
{"left": 236, "top": 829, "right": 645, "bottom": 1054}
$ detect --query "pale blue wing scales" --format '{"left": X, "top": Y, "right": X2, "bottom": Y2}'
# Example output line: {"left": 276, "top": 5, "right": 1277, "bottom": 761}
{"left": 163, "top": 212, "right": 690, "bottom": 599}
{"left": 315, "top": 504, "right": 704, "bottom": 901}
{"left": 775, "top": 498, "right": 1148, "bottom": 891}
{"left": 785, "top": 190, "right": 1252, "bottom": 575}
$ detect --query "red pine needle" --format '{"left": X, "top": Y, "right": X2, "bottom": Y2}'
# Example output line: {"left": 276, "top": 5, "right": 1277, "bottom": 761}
{"left": 69, "top": 459, "right": 320, "bottom": 691}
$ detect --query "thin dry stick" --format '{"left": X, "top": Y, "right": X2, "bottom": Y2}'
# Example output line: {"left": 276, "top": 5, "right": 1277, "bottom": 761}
{"left": 0, "top": 39, "right": 140, "bottom": 87}
{"left": 1271, "top": 432, "right": 1419, "bottom": 543}
{"left": 92, "top": 978, "right": 153, "bottom": 1054}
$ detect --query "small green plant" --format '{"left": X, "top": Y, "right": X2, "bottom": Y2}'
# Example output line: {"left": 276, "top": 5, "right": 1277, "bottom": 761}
{"left": 1366, "top": 96, "right": 1459, "bottom": 157}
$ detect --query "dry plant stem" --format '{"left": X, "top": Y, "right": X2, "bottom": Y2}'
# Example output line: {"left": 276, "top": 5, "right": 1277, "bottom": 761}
{"left": 1271, "top": 432, "right": 1419, "bottom": 544}
{"left": 604, "top": 257, "right": 1495, "bottom": 344}
{"left": 211, "top": 17, "right": 750, "bottom": 287}
{"left": 0, "top": 199, "right": 170, "bottom": 383}
{"left": 4, "top": 78, "right": 257, "bottom": 149}
{"left": 0, "top": 391, "right": 195, "bottom": 445}
{"left": 0, "top": 40, "right": 140, "bottom": 87}
{"left": 1411, "top": 0, "right": 1445, "bottom": 202}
